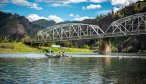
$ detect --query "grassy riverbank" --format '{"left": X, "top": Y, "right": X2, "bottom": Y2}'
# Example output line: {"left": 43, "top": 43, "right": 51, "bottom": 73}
{"left": 0, "top": 42, "right": 93, "bottom": 53}
{"left": 0, "top": 42, "right": 40, "bottom": 53}
{"left": 41, "top": 47, "right": 92, "bottom": 53}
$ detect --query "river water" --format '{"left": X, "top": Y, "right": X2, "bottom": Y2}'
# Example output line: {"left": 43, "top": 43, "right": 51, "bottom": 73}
{"left": 0, "top": 53, "right": 146, "bottom": 84}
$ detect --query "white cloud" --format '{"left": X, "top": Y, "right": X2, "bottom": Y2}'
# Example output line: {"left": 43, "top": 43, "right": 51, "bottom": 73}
{"left": 69, "top": 13, "right": 74, "bottom": 17}
{"left": 11, "top": 0, "right": 42, "bottom": 10}
{"left": 31, "top": 3, "right": 42, "bottom": 10}
{"left": 51, "top": 3, "right": 61, "bottom": 7}
{"left": 48, "top": 15, "right": 64, "bottom": 23}
{"left": 97, "top": 10, "right": 111, "bottom": 15}
{"left": 111, "top": 0, "right": 138, "bottom": 6}
{"left": 26, "top": 14, "right": 64, "bottom": 23}
{"left": 37, "top": 0, "right": 107, "bottom": 3}
{"left": 74, "top": 16, "right": 94, "bottom": 21}
{"left": 69, "top": 13, "right": 80, "bottom": 17}
{"left": 65, "top": 0, "right": 87, "bottom": 3}
{"left": 50, "top": 2, "right": 70, "bottom": 7}
{"left": 27, "top": 14, "right": 64, "bottom": 23}
{"left": 37, "top": 0, "right": 87, "bottom": 3}
{"left": 89, "top": 0, "right": 107, "bottom": 3}
{"left": 69, "top": 13, "right": 93, "bottom": 21}
{"left": 113, "top": 7, "right": 120, "bottom": 13}
{"left": 11, "top": 0, "right": 30, "bottom": 6}
{"left": 82, "top": 4, "right": 101, "bottom": 10}
{"left": 48, "top": 0, "right": 87, "bottom": 7}
{"left": 36, "top": 0, "right": 70, "bottom": 3}
{"left": 27, "top": 14, "right": 48, "bottom": 22}
{"left": 36, "top": 0, "right": 107, "bottom": 7}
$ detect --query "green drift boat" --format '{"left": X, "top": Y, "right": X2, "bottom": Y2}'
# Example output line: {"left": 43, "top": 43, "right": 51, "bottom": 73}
{"left": 45, "top": 53, "right": 68, "bottom": 58}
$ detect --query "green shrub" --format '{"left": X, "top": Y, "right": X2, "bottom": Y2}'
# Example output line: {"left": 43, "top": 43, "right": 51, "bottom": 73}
{"left": 22, "top": 36, "right": 32, "bottom": 42}
{"left": 82, "top": 45, "right": 90, "bottom": 49}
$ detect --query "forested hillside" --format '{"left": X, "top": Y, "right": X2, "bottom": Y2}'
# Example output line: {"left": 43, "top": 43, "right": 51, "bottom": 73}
{"left": 96, "top": 1, "right": 146, "bottom": 52}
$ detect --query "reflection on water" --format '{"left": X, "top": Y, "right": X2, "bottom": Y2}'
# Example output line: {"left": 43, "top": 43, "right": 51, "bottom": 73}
{"left": 0, "top": 53, "right": 146, "bottom": 84}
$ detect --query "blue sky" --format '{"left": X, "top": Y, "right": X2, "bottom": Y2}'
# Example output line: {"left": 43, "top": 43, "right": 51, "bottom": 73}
{"left": 0, "top": 0, "right": 139, "bottom": 23}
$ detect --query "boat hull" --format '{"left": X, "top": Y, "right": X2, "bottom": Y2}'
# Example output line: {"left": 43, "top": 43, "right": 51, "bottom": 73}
{"left": 45, "top": 54, "right": 68, "bottom": 58}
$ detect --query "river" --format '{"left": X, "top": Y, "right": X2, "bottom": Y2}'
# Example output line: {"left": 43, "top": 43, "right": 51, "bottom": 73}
{"left": 0, "top": 53, "right": 146, "bottom": 84}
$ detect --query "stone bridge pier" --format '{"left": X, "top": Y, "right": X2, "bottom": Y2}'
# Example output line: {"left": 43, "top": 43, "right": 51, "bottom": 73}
{"left": 98, "top": 38, "right": 111, "bottom": 54}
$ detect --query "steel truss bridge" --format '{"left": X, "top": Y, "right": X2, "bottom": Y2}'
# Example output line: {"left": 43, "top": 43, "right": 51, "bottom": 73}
{"left": 34, "top": 12, "right": 146, "bottom": 42}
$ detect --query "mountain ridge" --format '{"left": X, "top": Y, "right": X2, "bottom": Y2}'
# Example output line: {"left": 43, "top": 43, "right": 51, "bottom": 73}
{"left": 32, "top": 19, "right": 56, "bottom": 28}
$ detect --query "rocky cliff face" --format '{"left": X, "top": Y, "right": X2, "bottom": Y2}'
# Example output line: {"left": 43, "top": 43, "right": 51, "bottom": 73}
{"left": 0, "top": 11, "right": 42, "bottom": 41}
{"left": 9, "top": 24, "right": 26, "bottom": 35}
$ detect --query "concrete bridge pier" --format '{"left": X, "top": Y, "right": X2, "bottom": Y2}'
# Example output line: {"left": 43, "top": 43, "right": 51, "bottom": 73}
{"left": 98, "top": 38, "right": 111, "bottom": 54}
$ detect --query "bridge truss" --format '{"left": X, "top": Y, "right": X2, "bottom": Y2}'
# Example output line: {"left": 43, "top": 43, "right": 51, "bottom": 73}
{"left": 34, "top": 12, "right": 146, "bottom": 42}
{"left": 105, "top": 12, "right": 146, "bottom": 37}
{"left": 35, "top": 24, "right": 105, "bottom": 42}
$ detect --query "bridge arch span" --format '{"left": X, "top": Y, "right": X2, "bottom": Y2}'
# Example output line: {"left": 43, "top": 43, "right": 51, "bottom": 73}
{"left": 35, "top": 23, "right": 104, "bottom": 42}
{"left": 105, "top": 12, "right": 146, "bottom": 37}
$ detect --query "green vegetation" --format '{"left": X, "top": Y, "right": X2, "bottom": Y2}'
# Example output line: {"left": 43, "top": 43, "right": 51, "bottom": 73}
{"left": 21, "top": 36, "right": 32, "bottom": 42}
{"left": 0, "top": 42, "right": 92, "bottom": 53}
{"left": 0, "top": 42, "right": 40, "bottom": 53}
{"left": 82, "top": 45, "right": 90, "bottom": 49}
{"left": 114, "top": 1, "right": 146, "bottom": 18}
{"left": 41, "top": 47, "right": 92, "bottom": 53}
{"left": 134, "top": 1, "right": 146, "bottom": 11}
